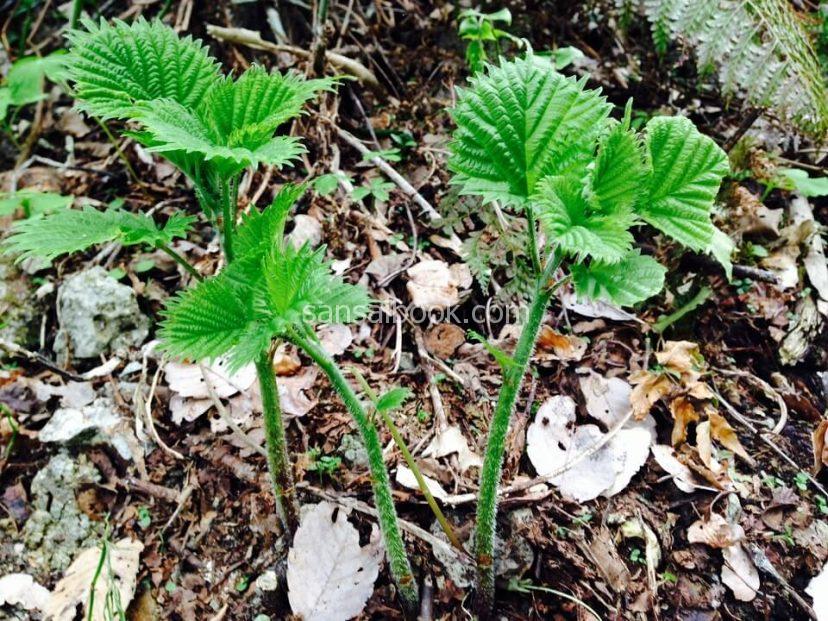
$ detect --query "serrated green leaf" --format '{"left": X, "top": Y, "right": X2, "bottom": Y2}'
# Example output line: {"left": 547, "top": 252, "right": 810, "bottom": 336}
{"left": 2, "top": 206, "right": 193, "bottom": 263}
{"left": 535, "top": 175, "right": 634, "bottom": 263}
{"left": 590, "top": 117, "right": 644, "bottom": 213}
{"left": 467, "top": 330, "right": 517, "bottom": 370}
{"left": 65, "top": 17, "right": 221, "bottom": 119}
{"left": 448, "top": 55, "right": 611, "bottom": 207}
{"left": 639, "top": 116, "right": 729, "bottom": 251}
{"left": 709, "top": 226, "right": 734, "bottom": 281}
{"left": 570, "top": 251, "right": 666, "bottom": 306}
{"left": 375, "top": 387, "right": 412, "bottom": 413}
{"left": 235, "top": 183, "right": 307, "bottom": 260}
{"left": 0, "top": 190, "right": 72, "bottom": 217}
{"left": 780, "top": 168, "right": 828, "bottom": 198}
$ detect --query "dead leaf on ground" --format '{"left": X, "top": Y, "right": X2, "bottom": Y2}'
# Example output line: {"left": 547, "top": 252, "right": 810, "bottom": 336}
{"left": 46, "top": 538, "right": 143, "bottom": 621}
{"left": 0, "top": 573, "right": 50, "bottom": 613}
{"left": 287, "top": 502, "right": 382, "bottom": 621}
{"left": 422, "top": 424, "right": 482, "bottom": 472}
{"left": 721, "top": 543, "right": 760, "bottom": 602}
{"left": 536, "top": 326, "right": 587, "bottom": 361}
{"left": 424, "top": 323, "right": 466, "bottom": 358}
{"left": 807, "top": 561, "right": 828, "bottom": 621}
{"left": 406, "top": 260, "right": 471, "bottom": 309}
{"left": 318, "top": 324, "right": 354, "bottom": 357}
{"left": 395, "top": 465, "right": 449, "bottom": 501}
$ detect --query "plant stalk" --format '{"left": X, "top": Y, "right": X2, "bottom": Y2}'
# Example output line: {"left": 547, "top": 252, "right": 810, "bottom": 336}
{"left": 158, "top": 243, "right": 203, "bottom": 281}
{"left": 473, "top": 256, "right": 559, "bottom": 616}
{"left": 291, "top": 328, "right": 419, "bottom": 614}
{"left": 255, "top": 350, "right": 300, "bottom": 535}
{"left": 524, "top": 204, "right": 541, "bottom": 276}
{"left": 351, "top": 370, "right": 463, "bottom": 552}
{"left": 220, "top": 177, "right": 238, "bottom": 262}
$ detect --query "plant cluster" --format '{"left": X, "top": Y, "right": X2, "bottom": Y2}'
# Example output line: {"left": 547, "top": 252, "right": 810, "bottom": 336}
{"left": 2, "top": 16, "right": 733, "bottom": 619}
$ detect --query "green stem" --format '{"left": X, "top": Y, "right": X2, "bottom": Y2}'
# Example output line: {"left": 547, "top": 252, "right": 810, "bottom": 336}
{"left": 473, "top": 256, "right": 559, "bottom": 616}
{"left": 255, "top": 350, "right": 300, "bottom": 534}
{"left": 158, "top": 243, "right": 203, "bottom": 281}
{"left": 352, "top": 370, "right": 463, "bottom": 552}
{"left": 525, "top": 204, "right": 541, "bottom": 276}
{"left": 291, "top": 329, "right": 419, "bottom": 615}
{"left": 221, "top": 177, "right": 238, "bottom": 262}
{"left": 94, "top": 118, "right": 139, "bottom": 184}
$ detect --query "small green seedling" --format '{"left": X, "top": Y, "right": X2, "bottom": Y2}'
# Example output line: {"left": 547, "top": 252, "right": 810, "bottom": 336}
{"left": 0, "top": 51, "right": 66, "bottom": 122}
{"left": 448, "top": 54, "right": 730, "bottom": 614}
{"left": 0, "top": 190, "right": 73, "bottom": 218}
{"left": 457, "top": 7, "right": 521, "bottom": 73}
{"left": 352, "top": 178, "right": 395, "bottom": 203}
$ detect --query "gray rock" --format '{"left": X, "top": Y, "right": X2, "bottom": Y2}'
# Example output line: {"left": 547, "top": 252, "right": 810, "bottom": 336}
{"left": 22, "top": 452, "right": 102, "bottom": 572}
{"left": 54, "top": 266, "right": 149, "bottom": 360}
{"left": 0, "top": 254, "right": 37, "bottom": 356}
{"left": 38, "top": 397, "right": 139, "bottom": 461}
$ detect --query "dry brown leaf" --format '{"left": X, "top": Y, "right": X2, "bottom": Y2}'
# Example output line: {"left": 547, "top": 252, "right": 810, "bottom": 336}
{"left": 46, "top": 538, "right": 143, "bottom": 621}
{"left": 406, "top": 260, "right": 471, "bottom": 309}
{"left": 424, "top": 323, "right": 466, "bottom": 359}
{"left": 722, "top": 544, "right": 760, "bottom": 602}
{"left": 629, "top": 370, "right": 672, "bottom": 419}
{"left": 688, "top": 513, "right": 742, "bottom": 549}
{"left": 813, "top": 419, "right": 828, "bottom": 474}
{"left": 669, "top": 396, "right": 701, "bottom": 445}
{"left": 708, "top": 410, "right": 750, "bottom": 462}
{"left": 536, "top": 327, "right": 587, "bottom": 361}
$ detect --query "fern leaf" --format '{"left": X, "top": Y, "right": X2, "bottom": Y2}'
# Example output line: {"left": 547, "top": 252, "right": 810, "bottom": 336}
{"left": 66, "top": 17, "right": 221, "bottom": 119}
{"left": 639, "top": 116, "right": 728, "bottom": 251}
{"left": 2, "top": 206, "right": 192, "bottom": 263}
{"left": 448, "top": 55, "right": 611, "bottom": 207}
{"left": 570, "top": 250, "right": 667, "bottom": 306}
{"left": 535, "top": 175, "right": 635, "bottom": 263}
{"left": 637, "top": 0, "right": 828, "bottom": 136}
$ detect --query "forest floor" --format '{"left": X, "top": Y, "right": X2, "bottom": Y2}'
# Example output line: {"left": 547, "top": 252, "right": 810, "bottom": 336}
{"left": 1, "top": 1, "right": 827, "bottom": 620}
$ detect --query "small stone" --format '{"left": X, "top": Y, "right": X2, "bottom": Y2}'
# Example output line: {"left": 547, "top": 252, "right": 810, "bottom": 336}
{"left": 53, "top": 266, "right": 149, "bottom": 360}
{"left": 22, "top": 452, "right": 102, "bottom": 572}
{"left": 339, "top": 434, "right": 369, "bottom": 469}
{"left": 0, "top": 254, "right": 37, "bottom": 357}
{"left": 255, "top": 570, "right": 279, "bottom": 592}
{"left": 38, "top": 397, "right": 137, "bottom": 461}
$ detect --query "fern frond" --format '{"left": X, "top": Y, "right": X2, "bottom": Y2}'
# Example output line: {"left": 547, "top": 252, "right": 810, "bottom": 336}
{"left": 535, "top": 175, "right": 634, "bottom": 263}
{"left": 448, "top": 55, "right": 611, "bottom": 207}
{"left": 639, "top": 115, "right": 729, "bottom": 251}
{"left": 65, "top": 17, "right": 221, "bottom": 119}
{"left": 637, "top": 0, "right": 828, "bottom": 136}
{"left": 570, "top": 250, "right": 667, "bottom": 306}
{"left": 2, "top": 206, "right": 193, "bottom": 262}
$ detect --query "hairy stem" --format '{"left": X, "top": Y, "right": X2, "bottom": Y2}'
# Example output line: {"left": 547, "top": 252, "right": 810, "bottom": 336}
{"left": 158, "top": 244, "right": 203, "bottom": 281}
{"left": 255, "top": 350, "right": 300, "bottom": 534}
{"left": 291, "top": 329, "right": 419, "bottom": 614}
{"left": 524, "top": 204, "right": 541, "bottom": 276}
{"left": 352, "top": 370, "right": 463, "bottom": 552}
{"left": 220, "top": 176, "right": 238, "bottom": 262}
{"left": 473, "top": 256, "right": 559, "bottom": 616}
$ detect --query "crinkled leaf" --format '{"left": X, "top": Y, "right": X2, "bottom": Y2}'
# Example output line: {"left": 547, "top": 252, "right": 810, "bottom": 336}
{"left": 65, "top": 17, "right": 221, "bottom": 119}
{"left": 449, "top": 55, "right": 611, "bottom": 207}
{"left": 235, "top": 183, "right": 307, "bottom": 260}
{"left": 535, "top": 175, "right": 634, "bottom": 263}
{"left": 375, "top": 387, "right": 412, "bottom": 413}
{"left": 640, "top": 116, "right": 729, "bottom": 251}
{"left": 571, "top": 251, "right": 666, "bottom": 306}
{"left": 0, "top": 190, "right": 72, "bottom": 217}
{"left": 590, "top": 114, "right": 644, "bottom": 213}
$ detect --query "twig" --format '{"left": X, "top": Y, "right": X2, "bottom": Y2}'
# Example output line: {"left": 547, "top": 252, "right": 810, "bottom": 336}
{"left": 715, "top": 367, "right": 788, "bottom": 434}
{"left": 205, "top": 24, "right": 380, "bottom": 91}
{"left": 0, "top": 338, "right": 84, "bottom": 381}
{"left": 335, "top": 127, "right": 443, "bottom": 222}
{"left": 723, "top": 108, "right": 762, "bottom": 153}
{"left": 134, "top": 356, "right": 185, "bottom": 460}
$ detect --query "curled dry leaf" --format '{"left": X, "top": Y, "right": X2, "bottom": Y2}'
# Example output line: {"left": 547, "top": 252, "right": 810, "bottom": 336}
{"left": 287, "top": 502, "right": 382, "bottom": 621}
{"left": 536, "top": 326, "right": 587, "bottom": 361}
{"left": 46, "top": 538, "right": 143, "bottom": 621}
{"left": 688, "top": 513, "right": 743, "bottom": 549}
{"left": 424, "top": 322, "right": 466, "bottom": 359}
{"left": 650, "top": 444, "right": 702, "bottom": 493}
{"left": 278, "top": 367, "right": 319, "bottom": 417}
{"left": 721, "top": 544, "right": 760, "bottom": 602}
{"left": 0, "top": 573, "right": 50, "bottom": 612}
{"left": 166, "top": 358, "right": 257, "bottom": 399}
{"left": 406, "top": 260, "right": 472, "bottom": 309}
{"left": 395, "top": 465, "right": 449, "bottom": 501}
{"left": 422, "top": 424, "right": 482, "bottom": 472}
{"left": 526, "top": 396, "right": 652, "bottom": 502}
{"left": 317, "top": 324, "right": 354, "bottom": 357}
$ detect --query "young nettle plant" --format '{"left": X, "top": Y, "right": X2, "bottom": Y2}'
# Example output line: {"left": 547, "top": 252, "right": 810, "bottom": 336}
{"left": 2, "top": 18, "right": 422, "bottom": 614}
{"left": 448, "top": 55, "right": 730, "bottom": 613}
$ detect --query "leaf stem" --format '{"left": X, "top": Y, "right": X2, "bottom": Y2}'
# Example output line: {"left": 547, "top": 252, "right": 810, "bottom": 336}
{"left": 290, "top": 328, "right": 419, "bottom": 615}
{"left": 221, "top": 176, "right": 238, "bottom": 262}
{"left": 525, "top": 204, "right": 541, "bottom": 276}
{"left": 351, "top": 369, "right": 464, "bottom": 552}
{"left": 473, "top": 254, "right": 559, "bottom": 616}
{"left": 255, "top": 350, "right": 300, "bottom": 534}
{"left": 157, "top": 243, "right": 203, "bottom": 281}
